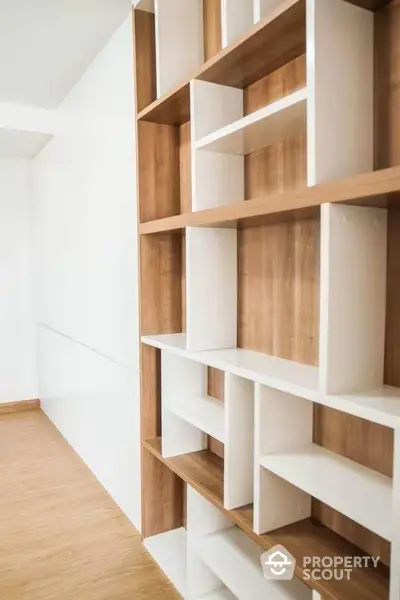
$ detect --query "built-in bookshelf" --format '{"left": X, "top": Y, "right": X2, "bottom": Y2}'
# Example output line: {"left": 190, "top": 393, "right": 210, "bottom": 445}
{"left": 133, "top": 1, "right": 400, "bottom": 599}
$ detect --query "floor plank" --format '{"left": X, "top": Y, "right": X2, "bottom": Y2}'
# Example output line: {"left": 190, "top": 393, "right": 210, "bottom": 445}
{"left": 0, "top": 409, "right": 180, "bottom": 600}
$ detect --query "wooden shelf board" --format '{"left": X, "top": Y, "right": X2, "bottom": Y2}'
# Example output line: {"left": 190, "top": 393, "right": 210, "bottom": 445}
{"left": 143, "top": 438, "right": 389, "bottom": 600}
{"left": 139, "top": 166, "right": 400, "bottom": 235}
{"left": 142, "top": 333, "right": 400, "bottom": 429}
{"left": 260, "top": 443, "right": 392, "bottom": 541}
{"left": 144, "top": 437, "right": 224, "bottom": 507}
{"left": 137, "top": 0, "right": 305, "bottom": 125}
{"left": 195, "top": 88, "right": 307, "bottom": 155}
{"left": 169, "top": 395, "right": 225, "bottom": 443}
{"left": 137, "top": 81, "right": 190, "bottom": 126}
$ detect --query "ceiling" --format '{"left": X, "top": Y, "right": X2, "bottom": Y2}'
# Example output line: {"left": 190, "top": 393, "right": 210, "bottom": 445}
{"left": 0, "top": 0, "right": 130, "bottom": 109}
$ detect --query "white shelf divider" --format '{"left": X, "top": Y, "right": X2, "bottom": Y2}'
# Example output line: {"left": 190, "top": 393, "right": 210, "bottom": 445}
{"left": 224, "top": 374, "right": 254, "bottom": 509}
{"left": 260, "top": 444, "right": 393, "bottom": 541}
{"left": 144, "top": 528, "right": 188, "bottom": 598}
{"left": 254, "top": 385, "right": 312, "bottom": 534}
{"left": 221, "top": 0, "right": 254, "bottom": 47}
{"left": 195, "top": 88, "right": 307, "bottom": 155}
{"left": 133, "top": 0, "right": 154, "bottom": 11}
{"left": 143, "top": 333, "right": 400, "bottom": 430}
{"left": 391, "top": 431, "right": 400, "bottom": 600}
{"left": 169, "top": 394, "right": 225, "bottom": 443}
{"left": 186, "top": 227, "right": 237, "bottom": 351}
{"left": 155, "top": 0, "right": 204, "bottom": 98}
{"left": 253, "top": 0, "right": 281, "bottom": 23}
{"left": 306, "top": 0, "right": 373, "bottom": 185}
{"left": 161, "top": 351, "right": 207, "bottom": 458}
{"left": 195, "top": 526, "right": 312, "bottom": 600}
{"left": 319, "top": 203, "right": 388, "bottom": 394}
{"left": 187, "top": 486, "right": 233, "bottom": 599}
{"left": 191, "top": 80, "right": 244, "bottom": 211}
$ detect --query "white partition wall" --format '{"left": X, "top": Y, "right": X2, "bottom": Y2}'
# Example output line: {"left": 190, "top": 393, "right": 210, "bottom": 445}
{"left": 319, "top": 204, "right": 388, "bottom": 394}
{"left": 186, "top": 227, "right": 237, "bottom": 351}
{"left": 191, "top": 80, "right": 244, "bottom": 211}
{"left": 221, "top": 0, "right": 254, "bottom": 47}
{"left": 253, "top": 0, "right": 281, "bottom": 23}
{"left": 155, "top": 0, "right": 204, "bottom": 97}
{"left": 306, "top": 0, "right": 374, "bottom": 186}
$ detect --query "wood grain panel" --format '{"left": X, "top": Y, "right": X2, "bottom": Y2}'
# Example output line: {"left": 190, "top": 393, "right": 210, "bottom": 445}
{"left": 374, "top": 0, "right": 400, "bottom": 169}
{"left": 134, "top": 10, "right": 157, "bottom": 113}
{"left": 238, "top": 217, "right": 320, "bottom": 366}
{"left": 207, "top": 367, "right": 225, "bottom": 458}
{"left": 179, "top": 122, "right": 192, "bottom": 213}
{"left": 244, "top": 54, "right": 306, "bottom": 115}
{"left": 0, "top": 399, "right": 40, "bottom": 415}
{"left": 140, "top": 234, "right": 182, "bottom": 336}
{"left": 138, "top": 122, "right": 180, "bottom": 223}
{"left": 203, "top": 0, "right": 222, "bottom": 61}
{"left": 207, "top": 367, "right": 225, "bottom": 400}
{"left": 142, "top": 448, "right": 184, "bottom": 539}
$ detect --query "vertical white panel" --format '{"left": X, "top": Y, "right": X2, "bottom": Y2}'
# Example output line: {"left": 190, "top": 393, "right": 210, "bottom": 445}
{"left": 0, "top": 159, "right": 37, "bottom": 403}
{"left": 161, "top": 351, "right": 207, "bottom": 457}
{"left": 391, "top": 429, "right": 400, "bottom": 600}
{"left": 191, "top": 79, "right": 244, "bottom": 211}
{"left": 254, "top": 384, "right": 312, "bottom": 534}
{"left": 253, "top": 0, "right": 281, "bottom": 23}
{"left": 224, "top": 374, "right": 254, "bottom": 509}
{"left": 307, "top": 0, "right": 373, "bottom": 185}
{"left": 186, "top": 486, "right": 231, "bottom": 597}
{"left": 155, "top": 0, "right": 204, "bottom": 97}
{"left": 191, "top": 80, "right": 243, "bottom": 142}
{"left": 319, "top": 204, "right": 387, "bottom": 394}
{"left": 221, "top": 0, "right": 254, "bottom": 47}
{"left": 192, "top": 150, "right": 244, "bottom": 211}
{"left": 186, "top": 227, "right": 237, "bottom": 351}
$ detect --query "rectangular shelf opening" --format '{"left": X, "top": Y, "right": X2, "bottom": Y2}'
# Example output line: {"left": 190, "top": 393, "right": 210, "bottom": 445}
{"left": 138, "top": 121, "right": 192, "bottom": 222}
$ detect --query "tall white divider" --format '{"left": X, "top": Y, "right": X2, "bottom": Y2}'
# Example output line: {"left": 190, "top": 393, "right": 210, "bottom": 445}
{"left": 253, "top": 0, "right": 281, "bottom": 23}
{"left": 319, "top": 204, "right": 388, "bottom": 394}
{"left": 221, "top": 0, "right": 254, "bottom": 47}
{"left": 254, "top": 385, "right": 313, "bottom": 534}
{"left": 186, "top": 227, "right": 237, "bottom": 351}
{"left": 391, "top": 430, "right": 400, "bottom": 600}
{"left": 191, "top": 80, "right": 244, "bottom": 211}
{"left": 306, "top": 0, "right": 374, "bottom": 186}
{"left": 161, "top": 351, "right": 207, "bottom": 457}
{"left": 155, "top": 0, "right": 204, "bottom": 97}
{"left": 224, "top": 374, "right": 254, "bottom": 509}
{"left": 186, "top": 486, "right": 232, "bottom": 598}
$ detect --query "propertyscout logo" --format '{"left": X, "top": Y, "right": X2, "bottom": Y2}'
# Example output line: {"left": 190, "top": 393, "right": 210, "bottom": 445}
{"left": 261, "top": 545, "right": 380, "bottom": 582}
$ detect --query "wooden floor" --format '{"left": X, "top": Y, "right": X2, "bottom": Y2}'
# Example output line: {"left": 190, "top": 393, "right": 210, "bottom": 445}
{"left": 0, "top": 408, "right": 180, "bottom": 600}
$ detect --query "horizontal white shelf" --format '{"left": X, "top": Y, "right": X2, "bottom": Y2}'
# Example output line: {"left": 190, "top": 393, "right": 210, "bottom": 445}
{"left": 195, "top": 527, "right": 311, "bottom": 600}
{"left": 142, "top": 333, "right": 400, "bottom": 429}
{"left": 144, "top": 527, "right": 187, "bottom": 597}
{"left": 168, "top": 395, "right": 225, "bottom": 443}
{"left": 194, "top": 88, "right": 307, "bottom": 155}
{"left": 260, "top": 444, "right": 393, "bottom": 541}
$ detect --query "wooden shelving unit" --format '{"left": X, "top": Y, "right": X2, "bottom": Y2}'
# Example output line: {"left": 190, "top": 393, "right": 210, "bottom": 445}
{"left": 133, "top": 0, "right": 400, "bottom": 599}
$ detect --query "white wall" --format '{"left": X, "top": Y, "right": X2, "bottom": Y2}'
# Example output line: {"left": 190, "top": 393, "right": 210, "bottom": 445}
{"left": 33, "top": 16, "right": 141, "bottom": 528}
{"left": 0, "top": 159, "right": 37, "bottom": 402}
